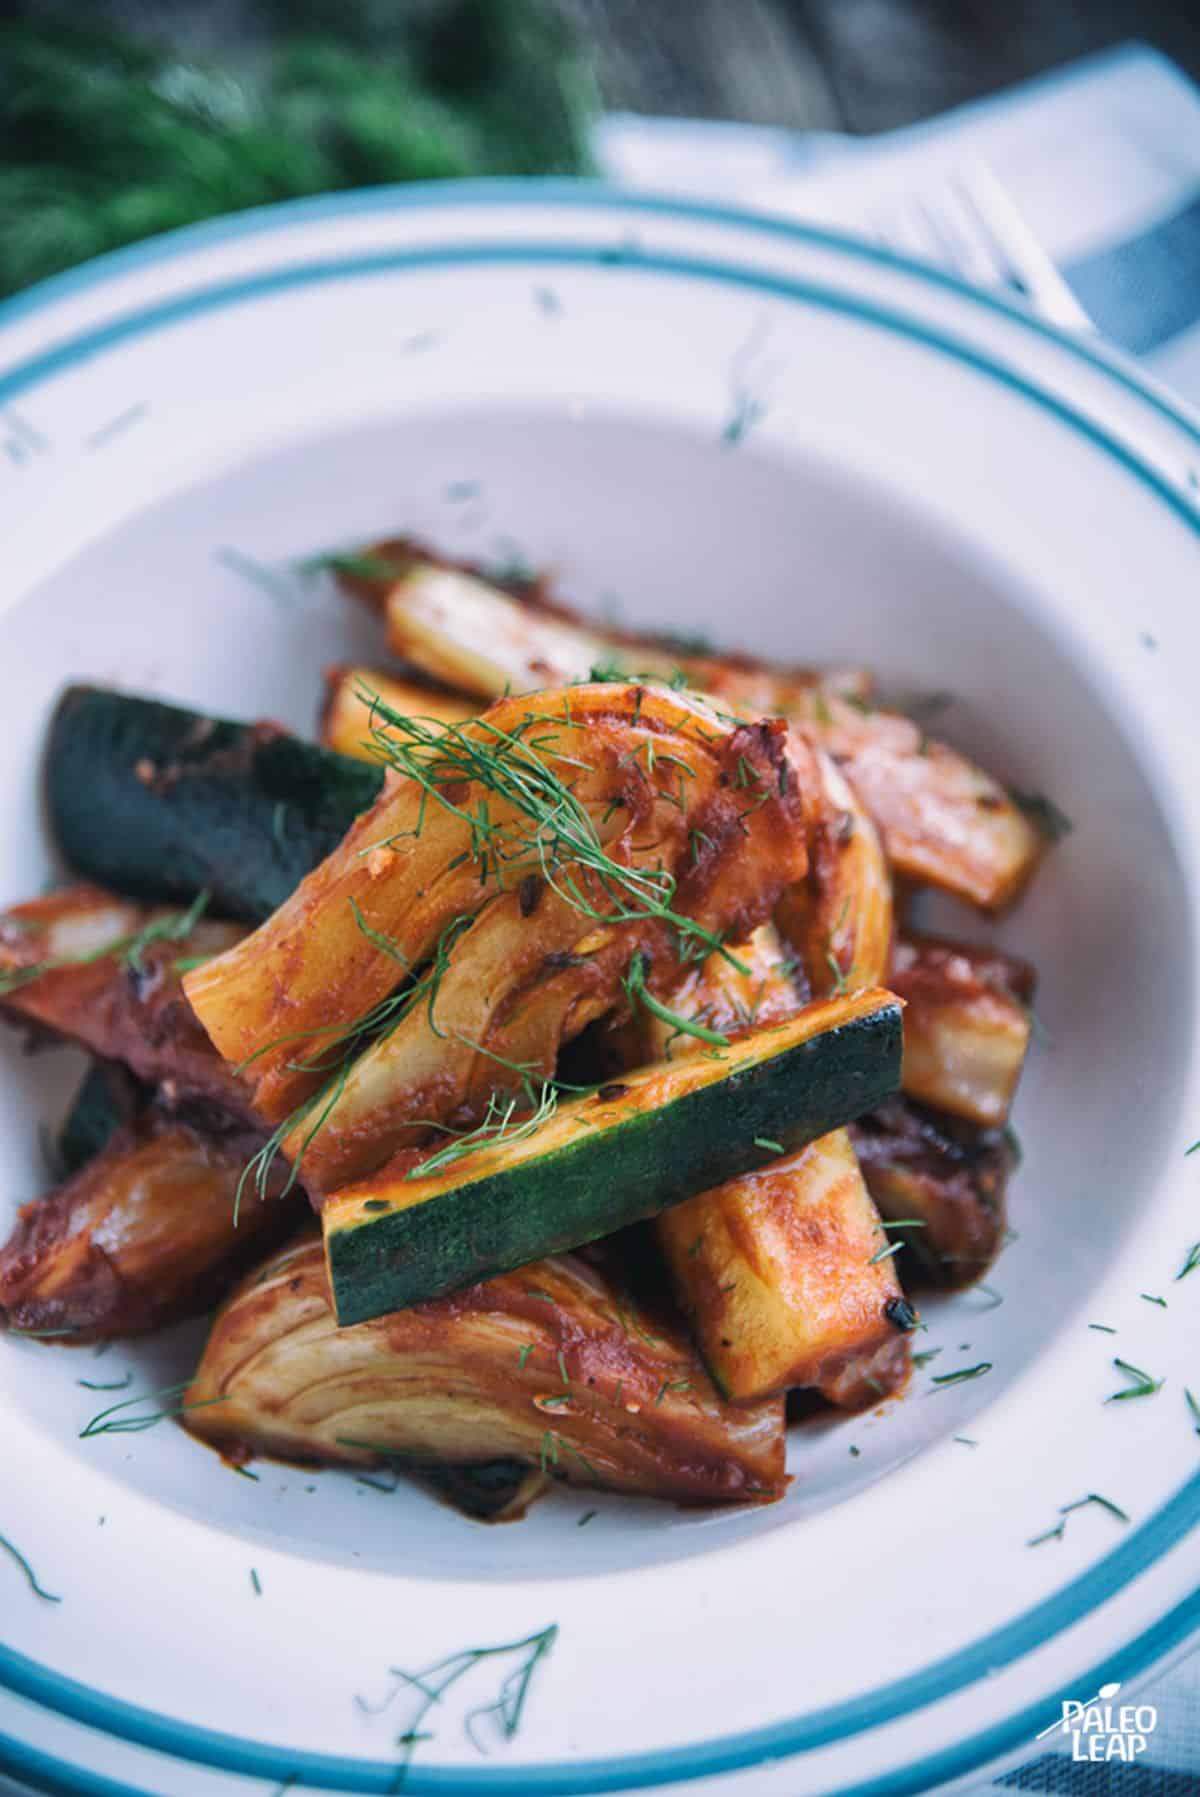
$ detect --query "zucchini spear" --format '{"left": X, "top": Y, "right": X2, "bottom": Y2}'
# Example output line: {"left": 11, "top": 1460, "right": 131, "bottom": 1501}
{"left": 324, "top": 989, "right": 903, "bottom": 1324}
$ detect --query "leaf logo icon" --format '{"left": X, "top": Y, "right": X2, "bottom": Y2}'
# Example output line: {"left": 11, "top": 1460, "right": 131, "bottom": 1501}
{"left": 1098, "top": 1683, "right": 1121, "bottom": 1700}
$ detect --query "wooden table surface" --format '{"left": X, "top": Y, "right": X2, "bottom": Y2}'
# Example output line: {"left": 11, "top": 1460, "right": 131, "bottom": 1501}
{"left": 17, "top": 0, "right": 1200, "bottom": 137}
{"left": 555, "top": 0, "right": 1200, "bottom": 133}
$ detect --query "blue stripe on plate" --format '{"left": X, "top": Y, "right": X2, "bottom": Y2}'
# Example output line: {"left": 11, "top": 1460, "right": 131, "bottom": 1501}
{"left": 1065, "top": 190, "right": 1200, "bottom": 354}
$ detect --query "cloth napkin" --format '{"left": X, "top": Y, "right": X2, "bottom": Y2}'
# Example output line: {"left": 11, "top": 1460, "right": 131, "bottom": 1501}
{"left": 596, "top": 40, "right": 1200, "bottom": 406}
{"left": 600, "top": 39, "right": 1200, "bottom": 1797}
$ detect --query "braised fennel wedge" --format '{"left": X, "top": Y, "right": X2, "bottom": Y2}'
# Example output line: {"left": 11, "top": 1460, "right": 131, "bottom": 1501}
{"left": 888, "top": 933, "right": 1036, "bottom": 1127}
{"left": 0, "top": 886, "right": 248, "bottom": 1112}
{"left": 0, "top": 1104, "right": 298, "bottom": 1341}
{"left": 184, "top": 680, "right": 818, "bottom": 1135}
{"left": 623, "top": 927, "right": 913, "bottom": 1407}
{"left": 185, "top": 1235, "right": 787, "bottom": 1507}
{"left": 366, "top": 549, "right": 1042, "bottom": 908}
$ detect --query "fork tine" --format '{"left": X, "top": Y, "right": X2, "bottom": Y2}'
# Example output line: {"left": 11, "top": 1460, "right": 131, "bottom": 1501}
{"left": 953, "top": 161, "right": 1094, "bottom": 333}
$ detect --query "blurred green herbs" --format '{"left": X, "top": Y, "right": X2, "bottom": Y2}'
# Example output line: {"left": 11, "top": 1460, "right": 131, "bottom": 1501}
{"left": 0, "top": 0, "right": 594, "bottom": 296}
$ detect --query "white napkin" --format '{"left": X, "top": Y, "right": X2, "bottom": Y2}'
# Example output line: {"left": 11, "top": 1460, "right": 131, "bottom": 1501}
{"left": 596, "top": 41, "right": 1200, "bottom": 405}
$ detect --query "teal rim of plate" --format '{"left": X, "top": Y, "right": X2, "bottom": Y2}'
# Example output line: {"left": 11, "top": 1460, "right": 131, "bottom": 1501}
{"left": 0, "top": 183, "right": 1197, "bottom": 1796}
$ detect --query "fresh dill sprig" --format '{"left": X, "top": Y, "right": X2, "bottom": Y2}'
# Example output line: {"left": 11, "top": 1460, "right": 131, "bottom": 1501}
{"left": 0, "top": 890, "right": 209, "bottom": 996}
{"left": 622, "top": 950, "right": 730, "bottom": 1047}
{"left": 359, "top": 1624, "right": 557, "bottom": 1780}
{"left": 1186, "top": 1389, "right": 1200, "bottom": 1436}
{"left": 930, "top": 1362, "right": 992, "bottom": 1390}
{"left": 1029, "top": 1492, "right": 1129, "bottom": 1546}
{"left": 405, "top": 1084, "right": 558, "bottom": 1181}
{"left": 1175, "top": 1242, "right": 1200, "bottom": 1281}
{"left": 0, "top": 1531, "right": 61, "bottom": 1603}
{"left": 359, "top": 687, "right": 750, "bottom": 976}
{"left": 79, "top": 1379, "right": 229, "bottom": 1438}
{"left": 1106, "top": 1358, "right": 1164, "bottom": 1403}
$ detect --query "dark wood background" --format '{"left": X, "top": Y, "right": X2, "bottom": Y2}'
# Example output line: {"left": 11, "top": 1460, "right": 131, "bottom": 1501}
{"left": 554, "top": 0, "right": 1200, "bottom": 132}
{"left": 14, "top": 0, "right": 1200, "bottom": 134}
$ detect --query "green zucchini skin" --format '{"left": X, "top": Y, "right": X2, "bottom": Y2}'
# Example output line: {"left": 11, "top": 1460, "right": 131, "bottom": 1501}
{"left": 328, "top": 1001, "right": 903, "bottom": 1325}
{"left": 56, "top": 1061, "right": 143, "bottom": 1176}
{"left": 46, "top": 687, "right": 384, "bottom": 922}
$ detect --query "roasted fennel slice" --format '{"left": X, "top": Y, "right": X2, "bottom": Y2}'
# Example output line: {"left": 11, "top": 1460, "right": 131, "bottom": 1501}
{"left": 320, "top": 665, "right": 475, "bottom": 762}
{"left": 47, "top": 687, "right": 383, "bottom": 921}
{"left": 380, "top": 556, "right": 859, "bottom": 715}
{"left": 0, "top": 1111, "right": 298, "bottom": 1341}
{"left": 850, "top": 1096, "right": 1015, "bottom": 1289}
{"left": 185, "top": 1235, "right": 787, "bottom": 1506}
{"left": 628, "top": 928, "right": 912, "bottom": 1406}
{"left": 379, "top": 556, "right": 1041, "bottom": 908}
{"left": 0, "top": 886, "right": 247, "bottom": 1111}
{"left": 888, "top": 932, "right": 1035, "bottom": 1126}
{"left": 324, "top": 989, "right": 903, "bottom": 1324}
{"left": 774, "top": 748, "right": 893, "bottom": 996}
{"left": 658, "top": 1129, "right": 914, "bottom": 1408}
{"left": 184, "top": 683, "right": 814, "bottom": 1126}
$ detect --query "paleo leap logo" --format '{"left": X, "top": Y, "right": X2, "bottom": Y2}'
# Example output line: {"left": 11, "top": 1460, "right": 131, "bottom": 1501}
{"left": 1035, "top": 1681, "right": 1158, "bottom": 1762}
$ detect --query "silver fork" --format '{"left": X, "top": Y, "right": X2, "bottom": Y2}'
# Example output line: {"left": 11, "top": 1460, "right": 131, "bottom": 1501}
{"left": 872, "top": 158, "right": 1093, "bottom": 333}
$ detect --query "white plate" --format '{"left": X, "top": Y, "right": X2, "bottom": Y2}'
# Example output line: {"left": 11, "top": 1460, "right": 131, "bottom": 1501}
{"left": 1, "top": 184, "right": 1198, "bottom": 1797}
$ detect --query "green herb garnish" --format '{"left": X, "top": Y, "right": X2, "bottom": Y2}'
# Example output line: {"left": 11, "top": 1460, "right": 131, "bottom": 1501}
{"left": 0, "top": 1531, "right": 60, "bottom": 1603}
{"left": 1106, "top": 1358, "right": 1163, "bottom": 1402}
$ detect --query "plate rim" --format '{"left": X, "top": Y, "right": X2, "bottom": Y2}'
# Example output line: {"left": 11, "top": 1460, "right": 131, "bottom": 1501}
{"left": 1, "top": 177, "right": 1198, "bottom": 1796}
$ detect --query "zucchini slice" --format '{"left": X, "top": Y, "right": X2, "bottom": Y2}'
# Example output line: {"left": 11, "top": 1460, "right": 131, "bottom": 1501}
{"left": 889, "top": 932, "right": 1035, "bottom": 1126}
{"left": 47, "top": 686, "right": 383, "bottom": 921}
{"left": 186, "top": 1234, "right": 786, "bottom": 1506}
{"left": 0, "top": 1112, "right": 299, "bottom": 1342}
{"left": 0, "top": 886, "right": 248, "bottom": 1112}
{"left": 380, "top": 557, "right": 1041, "bottom": 908}
{"left": 324, "top": 988, "right": 903, "bottom": 1324}
{"left": 320, "top": 666, "right": 475, "bottom": 763}
{"left": 631, "top": 928, "right": 911, "bottom": 1406}
{"left": 184, "top": 682, "right": 810, "bottom": 1125}
{"left": 850, "top": 1096, "right": 1014, "bottom": 1288}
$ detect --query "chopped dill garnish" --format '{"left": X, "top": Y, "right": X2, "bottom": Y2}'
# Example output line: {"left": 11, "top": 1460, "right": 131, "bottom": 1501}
{"left": 232, "top": 1465, "right": 260, "bottom": 1482}
{"left": 577, "top": 1508, "right": 597, "bottom": 1527}
{"left": 753, "top": 1136, "right": 784, "bottom": 1155}
{"left": 250, "top": 1568, "right": 263, "bottom": 1596}
{"left": 359, "top": 1623, "right": 558, "bottom": 1781}
{"left": 953, "top": 1436, "right": 978, "bottom": 1448}
{"left": 1027, "top": 1521, "right": 1066, "bottom": 1547}
{"left": 77, "top": 1373, "right": 132, "bottom": 1393}
{"left": 1175, "top": 1242, "right": 1200, "bottom": 1281}
{"left": 1060, "top": 1493, "right": 1129, "bottom": 1524}
{"left": 655, "top": 1379, "right": 691, "bottom": 1406}
{"left": 911, "top": 1348, "right": 943, "bottom": 1369}
{"left": 0, "top": 1532, "right": 61, "bottom": 1603}
{"left": 1186, "top": 1389, "right": 1200, "bottom": 1435}
{"left": 623, "top": 950, "right": 729, "bottom": 1047}
{"left": 517, "top": 1344, "right": 535, "bottom": 1370}
{"left": 0, "top": 889, "right": 209, "bottom": 995}
{"left": 1106, "top": 1358, "right": 1163, "bottom": 1402}
{"left": 1141, "top": 1293, "right": 1168, "bottom": 1308}
{"left": 1088, "top": 1323, "right": 1117, "bottom": 1334}
{"left": 79, "top": 1379, "right": 229, "bottom": 1438}
{"left": 930, "top": 1362, "right": 992, "bottom": 1389}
